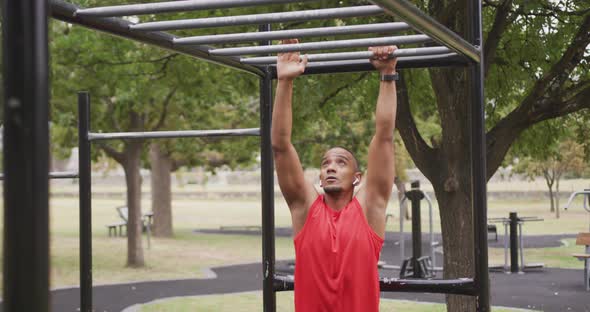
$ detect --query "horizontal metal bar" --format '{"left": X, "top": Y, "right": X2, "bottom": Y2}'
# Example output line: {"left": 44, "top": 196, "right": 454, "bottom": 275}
{"left": 272, "top": 53, "right": 468, "bottom": 76}
{"left": 0, "top": 172, "right": 79, "bottom": 180}
{"left": 211, "top": 34, "right": 431, "bottom": 56}
{"left": 130, "top": 6, "right": 385, "bottom": 31}
{"left": 49, "top": 0, "right": 264, "bottom": 77}
{"left": 242, "top": 46, "right": 452, "bottom": 64}
{"left": 75, "top": 0, "right": 314, "bottom": 17}
{"left": 379, "top": 277, "right": 476, "bottom": 295}
{"left": 174, "top": 22, "right": 411, "bottom": 46}
{"left": 49, "top": 171, "right": 79, "bottom": 179}
{"left": 370, "top": 0, "right": 480, "bottom": 63}
{"left": 274, "top": 275, "right": 476, "bottom": 295}
{"left": 88, "top": 128, "right": 260, "bottom": 141}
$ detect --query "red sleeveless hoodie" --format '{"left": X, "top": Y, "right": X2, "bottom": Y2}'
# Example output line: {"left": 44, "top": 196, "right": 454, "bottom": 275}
{"left": 294, "top": 195, "right": 384, "bottom": 312}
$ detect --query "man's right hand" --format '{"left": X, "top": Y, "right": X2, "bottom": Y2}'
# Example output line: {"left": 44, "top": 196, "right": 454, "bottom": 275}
{"left": 277, "top": 39, "right": 308, "bottom": 81}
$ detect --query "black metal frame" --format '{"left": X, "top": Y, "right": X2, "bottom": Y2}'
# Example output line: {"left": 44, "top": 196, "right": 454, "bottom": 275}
{"left": 3, "top": 1, "right": 50, "bottom": 311}
{"left": 78, "top": 92, "right": 93, "bottom": 312}
{"left": 75, "top": 92, "right": 265, "bottom": 312}
{"left": 3, "top": 0, "right": 488, "bottom": 311}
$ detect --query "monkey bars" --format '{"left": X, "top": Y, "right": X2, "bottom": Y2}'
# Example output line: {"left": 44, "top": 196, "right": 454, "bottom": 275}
{"left": 4, "top": 0, "right": 487, "bottom": 311}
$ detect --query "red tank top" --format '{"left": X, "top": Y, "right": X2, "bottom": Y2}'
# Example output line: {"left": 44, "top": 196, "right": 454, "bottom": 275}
{"left": 294, "top": 195, "right": 384, "bottom": 312}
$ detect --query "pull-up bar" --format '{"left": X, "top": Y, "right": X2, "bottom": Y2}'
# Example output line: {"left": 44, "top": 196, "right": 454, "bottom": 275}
{"left": 50, "top": 172, "right": 79, "bottom": 179}
{"left": 273, "top": 275, "right": 476, "bottom": 296}
{"left": 174, "top": 22, "right": 412, "bottom": 46}
{"left": 241, "top": 46, "right": 452, "bottom": 64}
{"left": 88, "top": 128, "right": 260, "bottom": 141}
{"left": 0, "top": 171, "right": 79, "bottom": 180}
{"left": 289, "top": 53, "right": 467, "bottom": 75}
{"left": 75, "top": 0, "right": 313, "bottom": 17}
{"left": 369, "top": 0, "right": 480, "bottom": 62}
{"left": 261, "top": 54, "right": 466, "bottom": 79}
{"left": 210, "top": 34, "right": 431, "bottom": 56}
{"left": 129, "top": 6, "right": 385, "bottom": 31}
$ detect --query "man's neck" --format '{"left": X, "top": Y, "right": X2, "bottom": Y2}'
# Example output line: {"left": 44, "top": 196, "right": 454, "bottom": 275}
{"left": 323, "top": 191, "right": 354, "bottom": 211}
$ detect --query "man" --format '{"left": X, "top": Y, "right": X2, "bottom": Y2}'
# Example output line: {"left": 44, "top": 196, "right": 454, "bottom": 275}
{"left": 271, "top": 39, "right": 398, "bottom": 312}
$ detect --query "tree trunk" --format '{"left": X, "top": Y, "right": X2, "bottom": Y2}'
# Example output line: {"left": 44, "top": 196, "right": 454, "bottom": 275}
{"left": 394, "top": 177, "right": 410, "bottom": 220}
{"left": 417, "top": 63, "right": 478, "bottom": 310}
{"left": 555, "top": 175, "right": 561, "bottom": 219}
{"left": 427, "top": 15, "right": 479, "bottom": 307}
{"left": 150, "top": 142, "right": 174, "bottom": 237}
{"left": 123, "top": 142, "right": 145, "bottom": 267}
{"left": 548, "top": 187, "right": 555, "bottom": 213}
{"left": 544, "top": 170, "right": 555, "bottom": 213}
{"left": 435, "top": 184, "right": 476, "bottom": 311}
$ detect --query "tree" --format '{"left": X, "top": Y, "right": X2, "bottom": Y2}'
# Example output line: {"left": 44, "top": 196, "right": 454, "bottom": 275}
{"left": 399, "top": 2, "right": 588, "bottom": 309}
{"left": 145, "top": 83, "right": 259, "bottom": 237}
{"left": 285, "top": 1, "right": 589, "bottom": 310}
{"left": 515, "top": 137, "right": 587, "bottom": 218}
{"left": 148, "top": 124, "right": 259, "bottom": 237}
{"left": 50, "top": 25, "right": 178, "bottom": 266}
{"left": 49, "top": 13, "right": 259, "bottom": 265}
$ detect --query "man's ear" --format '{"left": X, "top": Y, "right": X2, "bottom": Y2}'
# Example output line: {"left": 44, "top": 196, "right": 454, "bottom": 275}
{"left": 353, "top": 173, "right": 362, "bottom": 186}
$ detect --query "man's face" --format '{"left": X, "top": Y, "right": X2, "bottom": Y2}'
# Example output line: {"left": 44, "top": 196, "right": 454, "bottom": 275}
{"left": 319, "top": 147, "right": 359, "bottom": 194}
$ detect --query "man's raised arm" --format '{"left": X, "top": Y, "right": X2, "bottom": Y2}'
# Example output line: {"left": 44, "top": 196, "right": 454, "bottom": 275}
{"left": 358, "top": 46, "right": 399, "bottom": 238}
{"left": 271, "top": 39, "right": 317, "bottom": 234}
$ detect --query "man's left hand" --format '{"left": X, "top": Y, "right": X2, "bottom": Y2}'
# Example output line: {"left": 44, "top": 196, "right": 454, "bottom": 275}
{"left": 369, "top": 45, "right": 398, "bottom": 74}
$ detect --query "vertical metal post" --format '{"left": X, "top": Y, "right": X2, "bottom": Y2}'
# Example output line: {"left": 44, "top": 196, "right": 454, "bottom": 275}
{"left": 399, "top": 199, "right": 406, "bottom": 264}
{"left": 518, "top": 221, "right": 525, "bottom": 272}
{"left": 407, "top": 181, "right": 424, "bottom": 277}
{"left": 468, "top": 0, "right": 489, "bottom": 309}
{"left": 509, "top": 212, "right": 519, "bottom": 273}
{"left": 259, "top": 24, "right": 276, "bottom": 312}
{"left": 78, "top": 92, "right": 93, "bottom": 312}
{"left": 503, "top": 221, "right": 509, "bottom": 271}
{"left": 2, "top": 0, "right": 50, "bottom": 311}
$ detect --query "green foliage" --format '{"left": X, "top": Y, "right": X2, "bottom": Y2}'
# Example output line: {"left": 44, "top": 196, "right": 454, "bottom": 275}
{"left": 509, "top": 119, "right": 565, "bottom": 162}
{"left": 484, "top": 0, "right": 590, "bottom": 128}
{"left": 49, "top": 1, "right": 260, "bottom": 170}
{"left": 513, "top": 139, "right": 586, "bottom": 180}
{"left": 45, "top": 0, "right": 589, "bottom": 180}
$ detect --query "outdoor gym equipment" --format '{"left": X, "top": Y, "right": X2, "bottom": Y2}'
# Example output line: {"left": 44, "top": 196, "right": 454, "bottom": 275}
{"left": 564, "top": 189, "right": 590, "bottom": 230}
{"left": 488, "top": 212, "right": 544, "bottom": 274}
{"left": 4, "top": 0, "right": 487, "bottom": 311}
{"left": 381, "top": 181, "right": 440, "bottom": 277}
{"left": 572, "top": 233, "right": 590, "bottom": 291}
{"left": 565, "top": 189, "right": 590, "bottom": 290}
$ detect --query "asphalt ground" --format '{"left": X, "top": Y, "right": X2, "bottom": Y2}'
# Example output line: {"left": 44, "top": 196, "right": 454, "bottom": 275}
{"left": 7, "top": 263, "right": 587, "bottom": 312}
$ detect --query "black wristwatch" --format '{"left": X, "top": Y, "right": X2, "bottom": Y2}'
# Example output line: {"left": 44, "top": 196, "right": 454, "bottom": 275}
{"left": 380, "top": 72, "right": 399, "bottom": 82}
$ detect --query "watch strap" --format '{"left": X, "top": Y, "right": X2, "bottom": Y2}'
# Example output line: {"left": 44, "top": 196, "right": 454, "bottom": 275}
{"left": 380, "top": 73, "right": 399, "bottom": 81}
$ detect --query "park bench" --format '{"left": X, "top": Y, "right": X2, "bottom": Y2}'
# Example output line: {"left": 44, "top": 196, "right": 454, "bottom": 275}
{"left": 106, "top": 206, "right": 154, "bottom": 237}
{"left": 106, "top": 221, "right": 127, "bottom": 237}
{"left": 487, "top": 224, "right": 498, "bottom": 241}
{"left": 572, "top": 232, "right": 590, "bottom": 291}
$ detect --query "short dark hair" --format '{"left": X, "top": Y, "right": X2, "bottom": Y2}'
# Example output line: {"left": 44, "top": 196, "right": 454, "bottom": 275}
{"left": 328, "top": 146, "right": 361, "bottom": 172}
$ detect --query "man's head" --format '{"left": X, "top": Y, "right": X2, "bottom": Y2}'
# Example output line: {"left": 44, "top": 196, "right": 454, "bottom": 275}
{"left": 319, "top": 147, "right": 362, "bottom": 194}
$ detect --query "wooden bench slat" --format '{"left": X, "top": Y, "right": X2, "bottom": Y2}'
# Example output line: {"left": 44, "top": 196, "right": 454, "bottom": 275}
{"left": 576, "top": 232, "right": 590, "bottom": 245}
{"left": 572, "top": 253, "right": 590, "bottom": 259}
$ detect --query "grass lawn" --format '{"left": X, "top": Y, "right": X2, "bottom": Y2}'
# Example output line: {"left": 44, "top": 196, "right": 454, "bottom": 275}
{"left": 138, "top": 292, "right": 537, "bottom": 312}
